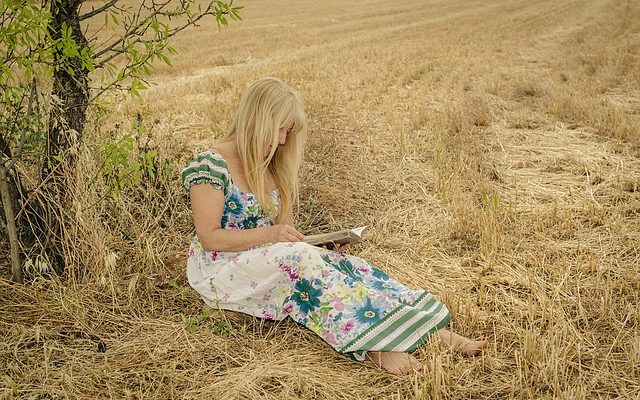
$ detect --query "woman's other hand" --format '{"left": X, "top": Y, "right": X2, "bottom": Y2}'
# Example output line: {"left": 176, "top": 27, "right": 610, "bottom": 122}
{"left": 268, "top": 224, "right": 305, "bottom": 243}
{"left": 322, "top": 242, "right": 350, "bottom": 254}
{"left": 334, "top": 243, "right": 349, "bottom": 253}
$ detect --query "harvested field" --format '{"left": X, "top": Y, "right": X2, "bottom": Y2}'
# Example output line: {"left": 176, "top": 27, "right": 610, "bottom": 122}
{"left": 2, "top": 0, "right": 639, "bottom": 398}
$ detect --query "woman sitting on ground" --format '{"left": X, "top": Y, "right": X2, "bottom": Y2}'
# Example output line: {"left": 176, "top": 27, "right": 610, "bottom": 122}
{"left": 181, "top": 77, "right": 487, "bottom": 375}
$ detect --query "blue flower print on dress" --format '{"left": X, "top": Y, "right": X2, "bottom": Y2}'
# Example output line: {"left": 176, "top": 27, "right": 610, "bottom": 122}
{"left": 372, "top": 279, "right": 396, "bottom": 292}
{"left": 221, "top": 213, "right": 229, "bottom": 227}
{"left": 321, "top": 254, "right": 361, "bottom": 282}
{"left": 225, "top": 190, "right": 244, "bottom": 217}
{"left": 241, "top": 215, "right": 261, "bottom": 230}
{"left": 371, "top": 267, "right": 390, "bottom": 281}
{"left": 354, "top": 297, "right": 382, "bottom": 325}
{"left": 290, "top": 278, "right": 323, "bottom": 314}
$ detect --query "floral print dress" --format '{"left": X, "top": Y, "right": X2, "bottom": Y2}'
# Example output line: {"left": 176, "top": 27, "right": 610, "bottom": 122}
{"left": 182, "top": 151, "right": 451, "bottom": 360}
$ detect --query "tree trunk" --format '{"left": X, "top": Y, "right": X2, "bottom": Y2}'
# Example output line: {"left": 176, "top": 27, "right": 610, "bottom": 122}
{"left": 44, "top": 0, "right": 90, "bottom": 176}
{"left": 30, "top": 0, "right": 91, "bottom": 275}
{"left": 0, "top": 136, "right": 21, "bottom": 220}
{"left": 0, "top": 163, "right": 22, "bottom": 283}
{"left": 1, "top": 133, "right": 29, "bottom": 282}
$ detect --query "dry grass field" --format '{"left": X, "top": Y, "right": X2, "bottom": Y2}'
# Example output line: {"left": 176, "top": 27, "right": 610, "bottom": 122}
{"left": 2, "top": 0, "right": 640, "bottom": 398}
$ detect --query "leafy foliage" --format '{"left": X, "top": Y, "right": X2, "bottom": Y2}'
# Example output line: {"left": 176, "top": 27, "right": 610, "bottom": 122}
{"left": 0, "top": 0, "right": 242, "bottom": 281}
{"left": 100, "top": 133, "right": 157, "bottom": 197}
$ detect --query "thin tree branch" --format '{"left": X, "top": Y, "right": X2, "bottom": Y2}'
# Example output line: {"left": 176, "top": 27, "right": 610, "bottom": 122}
{"left": 90, "top": 43, "right": 162, "bottom": 101}
{"left": 0, "top": 162, "right": 23, "bottom": 283}
{"left": 90, "top": 82, "right": 127, "bottom": 102}
{"left": 79, "top": 0, "right": 118, "bottom": 21}
{"left": 6, "top": 79, "right": 38, "bottom": 170}
{"left": 1, "top": 81, "right": 31, "bottom": 161}
{"left": 95, "top": 36, "right": 144, "bottom": 68}
{"left": 165, "top": 4, "right": 219, "bottom": 37}
{"left": 94, "top": 2, "right": 226, "bottom": 70}
{"left": 93, "top": 0, "right": 171, "bottom": 60}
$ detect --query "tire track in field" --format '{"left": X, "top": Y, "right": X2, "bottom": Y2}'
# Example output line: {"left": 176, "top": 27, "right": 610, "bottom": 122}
{"left": 488, "top": 0, "right": 640, "bottom": 224}
{"left": 147, "top": 0, "right": 538, "bottom": 92}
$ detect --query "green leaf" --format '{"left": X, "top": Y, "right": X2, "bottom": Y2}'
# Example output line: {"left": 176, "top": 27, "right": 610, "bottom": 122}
{"left": 158, "top": 52, "right": 172, "bottom": 66}
{"left": 317, "top": 306, "right": 332, "bottom": 315}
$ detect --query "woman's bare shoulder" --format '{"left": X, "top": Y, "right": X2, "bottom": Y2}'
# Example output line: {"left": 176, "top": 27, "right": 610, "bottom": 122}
{"left": 210, "top": 140, "right": 237, "bottom": 159}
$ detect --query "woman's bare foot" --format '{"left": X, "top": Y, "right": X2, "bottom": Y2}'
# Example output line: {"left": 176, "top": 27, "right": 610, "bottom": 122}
{"left": 367, "top": 351, "right": 423, "bottom": 375}
{"left": 437, "top": 329, "right": 488, "bottom": 356}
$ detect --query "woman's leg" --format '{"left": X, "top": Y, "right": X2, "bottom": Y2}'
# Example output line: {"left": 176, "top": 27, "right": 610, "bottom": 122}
{"left": 331, "top": 251, "right": 431, "bottom": 306}
{"left": 274, "top": 244, "right": 450, "bottom": 354}
{"left": 333, "top": 253, "right": 488, "bottom": 358}
{"left": 272, "top": 244, "right": 487, "bottom": 374}
{"left": 365, "top": 329, "right": 488, "bottom": 374}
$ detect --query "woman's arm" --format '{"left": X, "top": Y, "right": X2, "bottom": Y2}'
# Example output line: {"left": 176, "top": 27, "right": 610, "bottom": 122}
{"left": 190, "top": 184, "right": 304, "bottom": 252}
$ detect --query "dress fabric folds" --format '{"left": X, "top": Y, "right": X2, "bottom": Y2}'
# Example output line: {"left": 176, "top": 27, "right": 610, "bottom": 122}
{"left": 182, "top": 151, "right": 451, "bottom": 360}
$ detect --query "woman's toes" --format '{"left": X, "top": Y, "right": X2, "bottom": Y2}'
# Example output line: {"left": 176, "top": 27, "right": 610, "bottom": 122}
{"left": 462, "top": 338, "right": 489, "bottom": 356}
{"left": 371, "top": 352, "right": 422, "bottom": 375}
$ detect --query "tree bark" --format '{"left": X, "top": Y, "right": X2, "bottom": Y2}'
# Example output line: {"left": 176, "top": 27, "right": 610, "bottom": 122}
{"left": 43, "top": 0, "right": 90, "bottom": 177}
{"left": 0, "top": 163, "right": 22, "bottom": 283}
{"left": 30, "top": 0, "right": 91, "bottom": 275}
{"left": 0, "top": 135, "right": 21, "bottom": 220}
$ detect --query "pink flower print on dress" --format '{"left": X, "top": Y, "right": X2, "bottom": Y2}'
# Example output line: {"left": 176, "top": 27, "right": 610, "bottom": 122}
{"left": 262, "top": 292, "right": 271, "bottom": 301}
{"left": 324, "top": 331, "right": 337, "bottom": 345}
{"left": 332, "top": 294, "right": 345, "bottom": 311}
{"left": 188, "top": 247, "right": 195, "bottom": 258}
{"left": 277, "top": 262, "right": 299, "bottom": 281}
{"left": 250, "top": 281, "right": 258, "bottom": 289}
{"left": 222, "top": 292, "right": 230, "bottom": 301}
{"left": 321, "top": 269, "right": 330, "bottom": 278}
{"left": 260, "top": 248, "right": 269, "bottom": 256}
{"left": 341, "top": 320, "right": 355, "bottom": 334}
{"left": 210, "top": 251, "right": 218, "bottom": 261}
{"left": 283, "top": 302, "right": 294, "bottom": 314}
{"left": 261, "top": 309, "right": 275, "bottom": 320}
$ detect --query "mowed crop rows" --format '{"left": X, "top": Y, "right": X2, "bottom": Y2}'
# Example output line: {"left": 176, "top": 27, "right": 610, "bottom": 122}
{"left": 2, "top": 0, "right": 639, "bottom": 398}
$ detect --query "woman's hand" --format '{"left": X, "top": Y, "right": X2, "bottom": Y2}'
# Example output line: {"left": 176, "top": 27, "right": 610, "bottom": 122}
{"left": 323, "top": 242, "right": 350, "bottom": 254}
{"left": 267, "top": 224, "right": 305, "bottom": 243}
{"left": 333, "top": 243, "right": 349, "bottom": 254}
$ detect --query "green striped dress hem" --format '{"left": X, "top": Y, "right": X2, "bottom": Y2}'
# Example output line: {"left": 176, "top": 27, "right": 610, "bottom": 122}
{"left": 340, "top": 291, "right": 450, "bottom": 360}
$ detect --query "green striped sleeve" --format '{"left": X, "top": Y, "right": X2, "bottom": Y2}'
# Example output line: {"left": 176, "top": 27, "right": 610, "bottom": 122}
{"left": 181, "top": 151, "right": 230, "bottom": 194}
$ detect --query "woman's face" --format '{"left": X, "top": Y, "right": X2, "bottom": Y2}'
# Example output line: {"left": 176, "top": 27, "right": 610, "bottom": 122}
{"left": 265, "top": 125, "right": 292, "bottom": 156}
{"left": 278, "top": 125, "right": 291, "bottom": 145}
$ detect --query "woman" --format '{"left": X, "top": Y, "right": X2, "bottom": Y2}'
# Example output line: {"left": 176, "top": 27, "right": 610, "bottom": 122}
{"left": 181, "top": 77, "right": 487, "bottom": 374}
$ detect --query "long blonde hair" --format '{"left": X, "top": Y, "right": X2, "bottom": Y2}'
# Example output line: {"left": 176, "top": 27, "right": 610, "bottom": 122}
{"left": 224, "top": 78, "right": 307, "bottom": 223}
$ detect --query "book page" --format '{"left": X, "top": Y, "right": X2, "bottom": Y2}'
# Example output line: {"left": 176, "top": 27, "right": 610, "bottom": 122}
{"left": 303, "top": 226, "right": 367, "bottom": 246}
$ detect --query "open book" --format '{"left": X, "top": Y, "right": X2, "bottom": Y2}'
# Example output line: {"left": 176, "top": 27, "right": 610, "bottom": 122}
{"left": 303, "top": 226, "right": 368, "bottom": 248}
